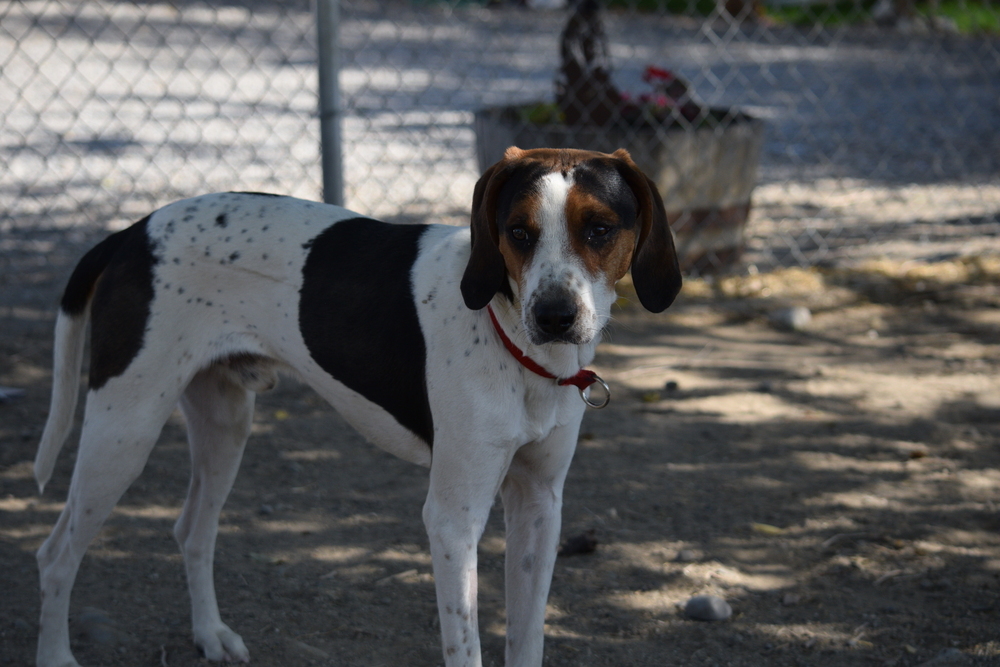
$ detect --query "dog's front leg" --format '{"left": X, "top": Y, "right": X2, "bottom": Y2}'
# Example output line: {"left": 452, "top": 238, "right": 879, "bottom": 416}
{"left": 500, "top": 423, "right": 580, "bottom": 667}
{"left": 423, "top": 442, "right": 512, "bottom": 667}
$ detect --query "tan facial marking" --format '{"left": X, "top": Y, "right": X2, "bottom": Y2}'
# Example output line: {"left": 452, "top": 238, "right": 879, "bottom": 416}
{"left": 564, "top": 186, "right": 637, "bottom": 287}
{"left": 496, "top": 190, "right": 541, "bottom": 294}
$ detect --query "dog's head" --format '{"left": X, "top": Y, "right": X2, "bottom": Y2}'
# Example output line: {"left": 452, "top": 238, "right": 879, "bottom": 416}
{"left": 461, "top": 147, "right": 682, "bottom": 345}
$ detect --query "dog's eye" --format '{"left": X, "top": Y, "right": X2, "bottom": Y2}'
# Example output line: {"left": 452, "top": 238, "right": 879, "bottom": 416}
{"left": 588, "top": 225, "right": 611, "bottom": 240}
{"left": 510, "top": 226, "right": 529, "bottom": 242}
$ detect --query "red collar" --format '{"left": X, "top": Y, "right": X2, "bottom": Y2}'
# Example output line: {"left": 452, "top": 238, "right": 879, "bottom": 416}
{"left": 486, "top": 304, "right": 610, "bottom": 408}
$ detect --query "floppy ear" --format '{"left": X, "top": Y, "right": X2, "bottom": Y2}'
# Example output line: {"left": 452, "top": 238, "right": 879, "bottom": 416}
{"left": 612, "top": 149, "right": 683, "bottom": 313}
{"left": 460, "top": 148, "right": 522, "bottom": 310}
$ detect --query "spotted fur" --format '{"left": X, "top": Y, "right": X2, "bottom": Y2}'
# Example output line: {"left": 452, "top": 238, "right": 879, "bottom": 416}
{"left": 34, "top": 148, "right": 680, "bottom": 667}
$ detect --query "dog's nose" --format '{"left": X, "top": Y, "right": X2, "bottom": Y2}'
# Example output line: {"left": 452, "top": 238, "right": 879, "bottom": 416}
{"left": 533, "top": 300, "right": 577, "bottom": 336}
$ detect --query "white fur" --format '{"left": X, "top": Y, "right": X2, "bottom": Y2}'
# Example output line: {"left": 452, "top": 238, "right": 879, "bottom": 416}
{"left": 519, "top": 172, "right": 617, "bottom": 365}
{"left": 34, "top": 175, "right": 625, "bottom": 667}
{"left": 35, "top": 311, "right": 89, "bottom": 493}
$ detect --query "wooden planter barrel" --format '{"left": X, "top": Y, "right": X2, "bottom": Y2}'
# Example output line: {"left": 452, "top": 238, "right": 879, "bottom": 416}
{"left": 474, "top": 105, "right": 765, "bottom": 273}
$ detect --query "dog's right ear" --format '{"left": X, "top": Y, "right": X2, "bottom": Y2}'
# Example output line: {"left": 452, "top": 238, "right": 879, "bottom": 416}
{"left": 460, "top": 148, "right": 523, "bottom": 310}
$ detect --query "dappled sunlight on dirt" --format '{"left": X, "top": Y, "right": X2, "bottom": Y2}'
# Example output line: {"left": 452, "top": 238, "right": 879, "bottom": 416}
{"left": 2, "top": 257, "right": 1000, "bottom": 665}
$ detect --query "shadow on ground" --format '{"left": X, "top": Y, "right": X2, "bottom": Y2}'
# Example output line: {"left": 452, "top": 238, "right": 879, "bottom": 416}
{"left": 2, "top": 231, "right": 1000, "bottom": 667}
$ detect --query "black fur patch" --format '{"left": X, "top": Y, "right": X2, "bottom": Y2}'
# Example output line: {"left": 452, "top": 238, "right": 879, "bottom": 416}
{"left": 494, "top": 161, "right": 549, "bottom": 226}
{"left": 572, "top": 159, "right": 639, "bottom": 230}
{"left": 88, "top": 217, "right": 161, "bottom": 390}
{"left": 60, "top": 220, "right": 146, "bottom": 316}
{"left": 299, "top": 219, "right": 434, "bottom": 446}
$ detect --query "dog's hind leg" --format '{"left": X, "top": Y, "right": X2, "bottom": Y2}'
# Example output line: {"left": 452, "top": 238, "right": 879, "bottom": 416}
{"left": 36, "top": 385, "right": 180, "bottom": 667}
{"left": 173, "top": 365, "right": 255, "bottom": 663}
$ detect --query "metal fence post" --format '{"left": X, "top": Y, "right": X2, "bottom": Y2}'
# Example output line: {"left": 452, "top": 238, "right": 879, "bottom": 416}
{"left": 317, "top": 0, "right": 344, "bottom": 207}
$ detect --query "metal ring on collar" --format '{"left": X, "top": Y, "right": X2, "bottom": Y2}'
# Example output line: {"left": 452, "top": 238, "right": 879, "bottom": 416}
{"left": 580, "top": 375, "right": 611, "bottom": 409}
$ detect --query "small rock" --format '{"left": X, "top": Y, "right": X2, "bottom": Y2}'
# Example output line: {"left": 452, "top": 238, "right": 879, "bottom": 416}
{"left": 684, "top": 595, "right": 732, "bottom": 622}
{"left": 768, "top": 306, "right": 811, "bottom": 331}
{"left": 675, "top": 549, "right": 698, "bottom": 563}
{"left": 755, "top": 380, "right": 773, "bottom": 393}
{"left": 664, "top": 380, "right": 679, "bottom": 393}
{"left": 258, "top": 503, "right": 274, "bottom": 515}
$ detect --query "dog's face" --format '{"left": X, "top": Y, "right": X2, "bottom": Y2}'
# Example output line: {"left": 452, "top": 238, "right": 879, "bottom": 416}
{"left": 461, "top": 147, "right": 682, "bottom": 345}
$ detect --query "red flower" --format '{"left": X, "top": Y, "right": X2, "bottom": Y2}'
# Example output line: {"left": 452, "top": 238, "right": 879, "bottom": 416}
{"left": 643, "top": 65, "right": 675, "bottom": 83}
{"left": 639, "top": 92, "right": 674, "bottom": 108}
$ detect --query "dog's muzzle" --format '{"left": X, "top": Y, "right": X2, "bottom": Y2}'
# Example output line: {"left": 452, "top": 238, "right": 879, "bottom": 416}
{"left": 531, "top": 297, "right": 579, "bottom": 342}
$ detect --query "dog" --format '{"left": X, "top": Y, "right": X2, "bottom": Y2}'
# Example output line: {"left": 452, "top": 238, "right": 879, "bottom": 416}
{"left": 34, "top": 146, "right": 682, "bottom": 667}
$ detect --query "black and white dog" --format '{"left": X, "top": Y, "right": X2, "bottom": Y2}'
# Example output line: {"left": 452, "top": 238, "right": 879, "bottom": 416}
{"left": 34, "top": 147, "right": 681, "bottom": 667}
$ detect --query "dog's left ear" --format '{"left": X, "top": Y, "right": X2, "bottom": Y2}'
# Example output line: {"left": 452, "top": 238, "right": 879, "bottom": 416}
{"left": 461, "top": 147, "right": 522, "bottom": 310}
{"left": 612, "top": 149, "right": 683, "bottom": 313}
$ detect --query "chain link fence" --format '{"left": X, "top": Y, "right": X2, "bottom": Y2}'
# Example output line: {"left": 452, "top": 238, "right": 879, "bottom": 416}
{"left": 2, "top": 0, "right": 999, "bottom": 276}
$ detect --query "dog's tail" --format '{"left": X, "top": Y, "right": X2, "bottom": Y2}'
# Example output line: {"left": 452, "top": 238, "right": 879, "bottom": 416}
{"left": 35, "top": 228, "right": 132, "bottom": 493}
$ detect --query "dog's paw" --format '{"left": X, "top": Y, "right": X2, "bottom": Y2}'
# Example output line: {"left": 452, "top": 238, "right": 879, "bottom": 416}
{"left": 195, "top": 624, "right": 250, "bottom": 663}
{"left": 35, "top": 644, "right": 83, "bottom": 667}
{"left": 38, "top": 659, "right": 82, "bottom": 667}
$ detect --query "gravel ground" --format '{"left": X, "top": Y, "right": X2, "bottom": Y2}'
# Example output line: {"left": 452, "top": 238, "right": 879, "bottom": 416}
{"left": 3, "top": 254, "right": 1000, "bottom": 667}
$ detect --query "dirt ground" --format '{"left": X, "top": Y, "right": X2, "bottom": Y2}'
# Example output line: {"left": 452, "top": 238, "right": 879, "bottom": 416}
{"left": 2, "top": 237, "right": 1000, "bottom": 667}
